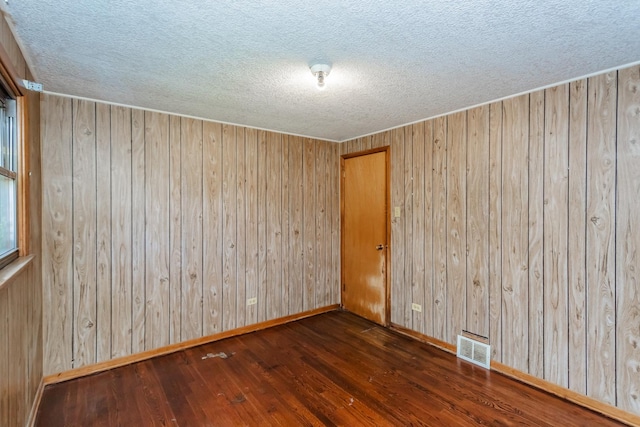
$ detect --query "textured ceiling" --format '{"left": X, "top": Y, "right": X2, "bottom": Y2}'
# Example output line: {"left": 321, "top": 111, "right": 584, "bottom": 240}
{"left": 2, "top": 1, "right": 640, "bottom": 142}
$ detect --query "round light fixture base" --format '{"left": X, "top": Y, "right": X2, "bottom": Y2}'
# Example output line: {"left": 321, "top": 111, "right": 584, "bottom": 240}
{"left": 310, "top": 63, "right": 331, "bottom": 89}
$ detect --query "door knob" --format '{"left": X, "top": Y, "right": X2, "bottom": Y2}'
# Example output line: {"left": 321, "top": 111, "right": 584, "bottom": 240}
{"left": 376, "top": 244, "right": 384, "bottom": 251}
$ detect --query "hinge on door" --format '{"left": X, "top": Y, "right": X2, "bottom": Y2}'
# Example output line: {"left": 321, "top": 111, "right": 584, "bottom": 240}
{"left": 342, "top": 283, "right": 346, "bottom": 292}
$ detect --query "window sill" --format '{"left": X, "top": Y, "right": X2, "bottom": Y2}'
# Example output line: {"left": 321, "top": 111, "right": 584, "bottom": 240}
{"left": 0, "top": 254, "right": 34, "bottom": 291}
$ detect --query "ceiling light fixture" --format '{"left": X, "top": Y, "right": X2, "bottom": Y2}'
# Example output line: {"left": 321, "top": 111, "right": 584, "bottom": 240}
{"left": 310, "top": 63, "right": 331, "bottom": 89}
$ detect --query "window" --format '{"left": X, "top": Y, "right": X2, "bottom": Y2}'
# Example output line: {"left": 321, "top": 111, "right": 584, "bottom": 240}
{"left": 0, "top": 88, "right": 17, "bottom": 269}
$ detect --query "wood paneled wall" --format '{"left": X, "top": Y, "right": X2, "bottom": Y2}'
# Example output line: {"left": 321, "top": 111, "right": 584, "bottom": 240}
{"left": 0, "top": 262, "right": 42, "bottom": 427}
{"left": 342, "top": 64, "right": 640, "bottom": 415}
{"left": 41, "top": 94, "right": 341, "bottom": 375}
{"left": 0, "top": 15, "right": 43, "bottom": 427}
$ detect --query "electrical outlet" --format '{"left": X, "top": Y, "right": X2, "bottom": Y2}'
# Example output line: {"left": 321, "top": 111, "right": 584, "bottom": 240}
{"left": 394, "top": 206, "right": 401, "bottom": 217}
{"left": 247, "top": 297, "right": 257, "bottom": 306}
{"left": 411, "top": 303, "right": 422, "bottom": 312}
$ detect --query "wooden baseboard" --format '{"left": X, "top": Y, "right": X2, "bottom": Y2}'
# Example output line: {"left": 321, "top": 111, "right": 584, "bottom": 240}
{"left": 390, "top": 322, "right": 457, "bottom": 353}
{"left": 390, "top": 323, "right": 640, "bottom": 427}
{"left": 26, "top": 378, "right": 44, "bottom": 427}
{"left": 44, "top": 305, "right": 339, "bottom": 386}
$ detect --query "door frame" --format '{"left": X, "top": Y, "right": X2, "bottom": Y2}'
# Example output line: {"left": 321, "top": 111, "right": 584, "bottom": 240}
{"left": 340, "top": 146, "right": 391, "bottom": 326}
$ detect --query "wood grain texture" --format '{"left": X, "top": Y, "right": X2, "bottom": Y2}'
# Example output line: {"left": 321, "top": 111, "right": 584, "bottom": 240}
{"left": 302, "top": 138, "right": 316, "bottom": 311}
{"left": 446, "top": 111, "right": 467, "bottom": 342}
{"left": 266, "top": 132, "right": 283, "bottom": 320}
{"left": 568, "top": 79, "right": 588, "bottom": 394}
{"left": 38, "top": 65, "right": 640, "bottom": 417}
{"left": 314, "top": 140, "right": 326, "bottom": 310}
{"left": 42, "top": 94, "right": 74, "bottom": 374}
{"left": 616, "top": 65, "right": 640, "bottom": 414}
{"left": 110, "top": 106, "right": 133, "bottom": 359}
{"left": 280, "top": 135, "right": 290, "bottom": 317}
{"left": 1, "top": 262, "right": 42, "bottom": 427}
{"left": 244, "top": 128, "right": 259, "bottom": 326}
{"left": 422, "top": 121, "right": 434, "bottom": 338}
{"left": 402, "top": 126, "right": 413, "bottom": 329}
{"left": 432, "top": 117, "right": 447, "bottom": 341}
{"left": 144, "top": 111, "right": 170, "bottom": 350}
{"left": 389, "top": 127, "right": 405, "bottom": 326}
{"left": 501, "top": 94, "right": 529, "bottom": 372}
{"left": 330, "top": 143, "right": 341, "bottom": 305}
{"left": 95, "top": 103, "right": 112, "bottom": 362}
{"left": 180, "top": 118, "right": 203, "bottom": 341}
{"left": 222, "top": 124, "right": 238, "bottom": 330}
{"left": 466, "top": 105, "right": 490, "bottom": 338}
{"left": 42, "top": 94, "right": 340, "bottom": 376}
{"left": 1, "top": 75, "right": 43, "bottom": 425}
{"left": 131, "top": 109, "right": 146, "bottom": 355}
{"left": 586, "top": 71, "right": 617, "bottom": 405}
{"left": 411, "top": 122, "right": 425, "bottom": 334}
{"left": 528, "top": 90, "right": 545, "bottom": 378}
{"left": 72, "top": 99, "right": 97, "bottom": 368}
{"left": 168, "top": 115, "right": 182, "bottom": 344}
{"left": 488, "top": 101, "right": 503, "bottom": 363}
{"left": 202, "top": 121, "right": 223, "bottom": 335}
{"left": 338, "top": 64, "right": 640, "bottom": 416}
{"left": 35, "top": 311, "right": 628, "bottom": 427}
{"left": 257, "top": 131, "right": 268, "bottom": 321}
{"left": 236, "top": 127, "right": 247, "bottom": 327}
{"left": 544, "top": 84, "right": 569, "bottom": 387}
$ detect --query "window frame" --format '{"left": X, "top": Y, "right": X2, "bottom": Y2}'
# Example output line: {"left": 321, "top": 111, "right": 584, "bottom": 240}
{"left": 0, "top": 43, "right": 29, "bottom": 272}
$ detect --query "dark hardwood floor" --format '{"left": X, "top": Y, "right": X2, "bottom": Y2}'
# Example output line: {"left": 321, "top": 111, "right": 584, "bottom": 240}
{"left": 35, "top": 310, "right": 626, "bottom": 426}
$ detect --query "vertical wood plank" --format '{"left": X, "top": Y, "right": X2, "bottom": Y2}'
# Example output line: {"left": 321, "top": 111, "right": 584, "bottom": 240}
{"left": 203, "top": 121, "right": 223, "bottom": 335}
{"left": 568, "top": 79, "right": 588, "bottom": 393}
{"left": 244, "top": 128, "right": 259, "bottom": 325}
{"left": 236, "top": 127, "right": 247, "bottom": 326}
{"left": 303, "top": 138, "right": 316, "bottom": 310}
{"left": 411, "top": 122, "right": 426, "bottom": 334}
{"left": 544, "top": 84, "right": 570, "bottom": 387}
{"left": 331, "top": 142, "right": 341, "bottom": 305}
{"left": 110, "top": 106, "right": 132, "bottom": 359}
{"left": 488, "top": 101, "right": 503, "bottom": 362}
{"left": 42, "top": 94, "right": 74, "bottom": 374}
{"left": 501, "top": 95, "right": 529, "bottom": 372}
{"left": 466, "top": 105, "right": 490, "bottom": 338}
{"left": 616, "top": 65, "right": 640, "bottom": 414}
{"left": 315, "top": 141, "right": 327, "bottom": 308}
{"left": 258, "top": 131, "right": 268, "bottom": 320}
{"left": 403, "top": 125, "right": 413, "bottom": 328}
{"left": 281, "top": 135, "right": 290, "bottom": 315}
{"left": 180, "top": 118, "right": 203, "bottom": 341}
{"left": 131, "top": 109, "right": 146, "bottom": 354}
{"left": 144, "top": 111, "right": 170, "bottom": 350}
{"left": 423, "top": 121, "right": 434, "bottom": 337}
{"left": 390, "top": 127, "right": 405, "bottom": 326}
{"left": 222, "top": 125, "right": 237, "bottom": 329}
{"left": 586, "top": 71, "right": 617, "bottom": 405}
{"left": 0, "top": 286, "right": 7, "bottom": 427}
{"left": 323, "top": 141, "right": 332, "bottom": 306}
{"left": 528, "top": 90, "right": 545, "bottom": 378}
{"left": 432, "top": 117, "right": 447, "bottom": 341}
{"left": 168, "top": 115, "right": 182, "bottom": 344}
{"left": 72, "top": 99, "right": 97, "bottom": 368}
{"left": 95, "top": 103, "right": 112, "bottom": 362}
{"left": 266, "top": 132, "right": 283, "bottom": 319}
{"left": 446, "top": 111, "right": 467, "bottom": 343}
{"left": 288, "top": 136, "right": 304, "bottom": 313}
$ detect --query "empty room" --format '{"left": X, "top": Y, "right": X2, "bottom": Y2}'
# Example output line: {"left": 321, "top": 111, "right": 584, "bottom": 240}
{"left": 1, "top": 1, "right": 640, "bottom": 426}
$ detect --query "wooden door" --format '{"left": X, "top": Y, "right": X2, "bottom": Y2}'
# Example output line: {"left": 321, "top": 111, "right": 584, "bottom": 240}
{"left": 341, "top": 148, "right": 389, "bottom": 325}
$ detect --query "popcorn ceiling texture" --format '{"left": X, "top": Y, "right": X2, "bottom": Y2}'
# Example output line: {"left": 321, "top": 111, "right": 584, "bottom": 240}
{"left": 4, "top": 1, "right": 640, "bottom": 141}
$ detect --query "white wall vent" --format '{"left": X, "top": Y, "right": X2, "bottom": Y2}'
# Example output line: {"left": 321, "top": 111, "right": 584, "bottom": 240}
{"left": 457, "top": 334, "right": 491, "bottom": 369}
